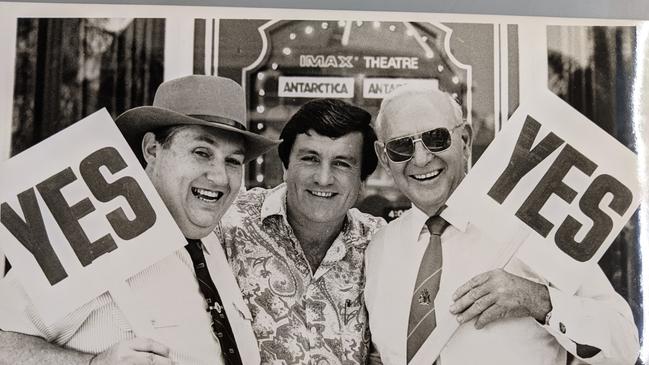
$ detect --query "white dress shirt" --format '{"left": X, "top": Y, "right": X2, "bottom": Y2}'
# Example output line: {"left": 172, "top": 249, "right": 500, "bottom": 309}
{"left": 0, "top": 233, "right": 260, "bottom": 365}
{"left": 364, "top": 206, "right": 639, "bottom": 365}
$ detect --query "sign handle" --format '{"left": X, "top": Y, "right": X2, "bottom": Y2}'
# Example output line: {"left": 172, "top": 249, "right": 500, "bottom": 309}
{"left": 108, "top": 280, "right": 158, "bottom": 340}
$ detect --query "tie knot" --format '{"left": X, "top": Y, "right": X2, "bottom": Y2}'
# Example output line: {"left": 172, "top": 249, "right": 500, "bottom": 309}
{"left": 426, "top": 216, "right": 449, "bottom": 236}
{"left": 185, "top": 238, "right": 203, "bottom": 255}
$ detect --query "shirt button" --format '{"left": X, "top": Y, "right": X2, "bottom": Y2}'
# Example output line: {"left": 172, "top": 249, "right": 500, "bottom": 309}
{"left": 559, "top": 322, "right": 566, "bottom": 334}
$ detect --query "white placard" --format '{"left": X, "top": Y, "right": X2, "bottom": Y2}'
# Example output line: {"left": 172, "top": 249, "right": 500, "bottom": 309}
{"left": 0, "top": 109, "right": 186, "bottom": 332}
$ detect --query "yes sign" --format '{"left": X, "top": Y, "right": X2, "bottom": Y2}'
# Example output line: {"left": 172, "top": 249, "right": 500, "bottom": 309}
{"left": 1, "top": 147, "right": 156, "bottom": 285}
{"left": 487, "top": 116, "right": 632, "bottom": 262}
{"left": 0, "top": 109, "right": 186, "bottom": 325}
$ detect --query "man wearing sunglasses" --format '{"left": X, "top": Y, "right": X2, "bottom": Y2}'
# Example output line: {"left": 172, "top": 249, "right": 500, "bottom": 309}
{"left": 364, "top": 86, "right": 638, "bottom": 364}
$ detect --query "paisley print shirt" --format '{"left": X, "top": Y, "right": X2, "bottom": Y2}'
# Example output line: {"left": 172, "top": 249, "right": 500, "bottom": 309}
{"left": 217, "top": 184, "right": 385, "bottom": 365}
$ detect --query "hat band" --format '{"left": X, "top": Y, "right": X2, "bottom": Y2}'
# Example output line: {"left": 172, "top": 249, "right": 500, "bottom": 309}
{"left": 188, "top": 114, "right": 248, "bottom": 132}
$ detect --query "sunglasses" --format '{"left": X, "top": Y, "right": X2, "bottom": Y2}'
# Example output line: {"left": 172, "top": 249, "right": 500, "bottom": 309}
{"left": 383, "top": 124, "right": 464, "bottom": 163}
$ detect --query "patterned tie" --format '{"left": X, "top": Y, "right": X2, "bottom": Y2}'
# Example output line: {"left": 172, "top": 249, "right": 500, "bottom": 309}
{"left": 185, "top": 239, "right": 243, "bottom": 365}
{"left": 406, "top": 216, "right": 450, "bottom": 363}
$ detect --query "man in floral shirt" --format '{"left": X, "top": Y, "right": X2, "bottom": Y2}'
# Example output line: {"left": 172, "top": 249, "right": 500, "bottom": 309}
{"left": 218, "top": 99, "right": 385, "bottom": 365}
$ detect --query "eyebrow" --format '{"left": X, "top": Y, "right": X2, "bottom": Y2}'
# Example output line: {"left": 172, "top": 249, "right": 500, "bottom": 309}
{"left": 195, "top": 135, "right": 245, "bottom": 155}
{"left": 296, "top": 148, "right": 359, "bottom": 164}
{"left": 336, "top": 155, "right": 359, "bottom": 164}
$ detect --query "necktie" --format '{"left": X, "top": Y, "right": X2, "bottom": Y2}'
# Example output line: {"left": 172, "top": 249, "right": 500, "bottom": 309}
{"left": 185, "top": 239, "right": 243, "bottom": 365}
{"left": 406, "top": 216, "right": 450, "bottom": 363}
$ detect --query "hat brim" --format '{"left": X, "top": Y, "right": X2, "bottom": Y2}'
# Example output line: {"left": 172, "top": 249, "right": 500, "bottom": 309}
{"left": 115, "top": 106, "right": 280, "bottom": 163}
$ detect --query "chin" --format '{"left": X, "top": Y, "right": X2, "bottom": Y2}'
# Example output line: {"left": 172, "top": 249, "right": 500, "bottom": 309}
{"left": 183, "top": 229, "right": 211, "bottom": 240}
{"left": 181, "top": 223, "right": 217, "bottom": 239}
{"left": 306, "top": 213, "right": 336, "bottom": 224}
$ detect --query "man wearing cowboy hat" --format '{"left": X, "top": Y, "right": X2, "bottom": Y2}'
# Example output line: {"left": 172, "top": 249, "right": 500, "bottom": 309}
{"left": 0, "top": 75, "right": 278, "bottom": 365}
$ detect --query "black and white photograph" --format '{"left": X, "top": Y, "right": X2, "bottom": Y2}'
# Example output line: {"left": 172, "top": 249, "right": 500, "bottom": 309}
{"left": 0, "top": 2, "right": 646, "bottom": 365}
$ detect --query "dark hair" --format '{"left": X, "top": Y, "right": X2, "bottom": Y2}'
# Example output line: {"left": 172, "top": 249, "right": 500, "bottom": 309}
{"left": 133, "top": 125, "right": 185, "bottom": 167}
{"left": 278, "top": 99, "right": 378, "bottom": 181}
{"left": 153, "top": 125, "right": 186, "bottom": 148}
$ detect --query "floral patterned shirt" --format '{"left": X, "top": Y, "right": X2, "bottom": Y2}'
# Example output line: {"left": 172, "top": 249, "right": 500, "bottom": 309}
{"left": 217, "top": 183, "right": 385, "bottom": 365}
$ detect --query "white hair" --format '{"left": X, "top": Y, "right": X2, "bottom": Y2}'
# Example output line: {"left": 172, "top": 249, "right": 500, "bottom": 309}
{"left": 374, "top": 85, "right": 464, "bottom": 141}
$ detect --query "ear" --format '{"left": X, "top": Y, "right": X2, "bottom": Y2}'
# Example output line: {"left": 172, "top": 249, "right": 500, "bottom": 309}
{"left": 141, "top": 132, "right": 160, "bottom": 165}
{"left": 460, "top": 123, "right": 474, "bottom": 165}
{"left": 374, "top": 140, "right": 392, "bottom": 177}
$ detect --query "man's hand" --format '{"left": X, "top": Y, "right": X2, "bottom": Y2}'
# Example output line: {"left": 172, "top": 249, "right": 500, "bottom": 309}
{"left": 449, "top": 269, "right": 551, "bottom": 329}
{"left": 90, "top": 338, "right": 173, "bottom": 365}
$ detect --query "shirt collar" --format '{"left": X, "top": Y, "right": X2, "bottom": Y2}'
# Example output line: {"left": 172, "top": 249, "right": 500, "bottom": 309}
{"left": 410, "top": 203, "right": 468, "bottom": 235}
{"left": 261, "top": 183, "right": 289, "bottom": 222}
{"left": 410, "top": 204, "right": 430, "bottom": 236}
{"left": 260, "top": 182, "right": 360, "bottom": 251}
{"left": 185, "top": 236, "right": 213, "bottom": 256}
{"left": 440, "top": 203, "right": 468, "bottom": 232}
{"left": 200, "top": 232, "right": 218, "bottom": 255}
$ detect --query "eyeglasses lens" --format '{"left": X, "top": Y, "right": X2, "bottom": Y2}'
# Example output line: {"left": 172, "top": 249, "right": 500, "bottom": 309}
{"left": 385, "top": 128, "right": 452, "bottom": 162}
{"left": 422, "top": 128, "right": 451, "bottom": 151}
{"left": 385, "top": 137, "right": 415, "bottom": 162}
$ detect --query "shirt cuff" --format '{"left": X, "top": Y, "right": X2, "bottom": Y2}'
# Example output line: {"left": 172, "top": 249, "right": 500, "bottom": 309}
{"left": 540, "top": 285, "right": 605, "bottom": 361}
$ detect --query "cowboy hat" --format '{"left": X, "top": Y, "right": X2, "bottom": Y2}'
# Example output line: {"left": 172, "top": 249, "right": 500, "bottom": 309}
{"left": 115, "top": 75, "right": 279, "bottom": 163}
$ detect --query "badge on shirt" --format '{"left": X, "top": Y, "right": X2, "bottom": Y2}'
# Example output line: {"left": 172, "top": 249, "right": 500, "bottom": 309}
{"left": 417, "top": 289, "right": 431, "bottom": 305}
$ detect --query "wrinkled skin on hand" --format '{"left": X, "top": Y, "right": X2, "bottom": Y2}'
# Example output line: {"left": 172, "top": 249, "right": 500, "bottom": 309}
{"left": 449, "top": 268, "right": 552, "bottom": 329}
{"left": 90, "top": 338, "right": 174, "bottom": 365}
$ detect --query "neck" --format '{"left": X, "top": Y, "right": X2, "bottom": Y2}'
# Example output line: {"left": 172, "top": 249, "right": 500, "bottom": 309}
{"left": 286, "top": 210, "right": 345, "bottom": 273}
{"left": 420, "top": 203, "right": 446, "bottom": 217}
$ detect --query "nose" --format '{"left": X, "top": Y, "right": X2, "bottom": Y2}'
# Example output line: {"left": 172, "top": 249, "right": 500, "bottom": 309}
{"left": 411, "top": 140, "right": 434, "bottom": 166}
{"left": 314, "top": 163, "right": 334, "bottom": 186}
{"left": 205, "top": 160, "right": 230, "bottom": 187}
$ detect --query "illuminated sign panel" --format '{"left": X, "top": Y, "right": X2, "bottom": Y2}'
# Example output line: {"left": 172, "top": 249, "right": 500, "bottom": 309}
{"left": 363, "top": 78, "right": 439, "bottom": 99}
{"left": 278, "top": 76, "right": 355, "bottom": 98}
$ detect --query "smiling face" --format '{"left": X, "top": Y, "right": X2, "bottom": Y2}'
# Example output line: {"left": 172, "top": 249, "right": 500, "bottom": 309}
{"left": 143, "top": 124, "right": 245, "bottom": 239}
{"left": 284, "top": 130, "right": 364, "bottom": 227}
{"left": 376, "top": 92, "right": 472, "bottom": 216}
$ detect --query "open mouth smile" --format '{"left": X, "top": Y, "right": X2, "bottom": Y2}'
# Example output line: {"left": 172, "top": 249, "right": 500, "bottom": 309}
{"left": 307, "top": 190, "right": 337, "bottom": 198}
{"left": 191, "top": 187, "right": 223, "bottom": 202}
{"left": 410, "top": 169, "right": 442, "bottom": 181}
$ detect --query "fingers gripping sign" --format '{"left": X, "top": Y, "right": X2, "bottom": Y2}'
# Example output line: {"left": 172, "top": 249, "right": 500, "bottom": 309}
{"left": 89, "top": 338, "right": 174, "bottom": 365}
{"left": 449, "top": 269, "right": 551, "bottom": 329}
